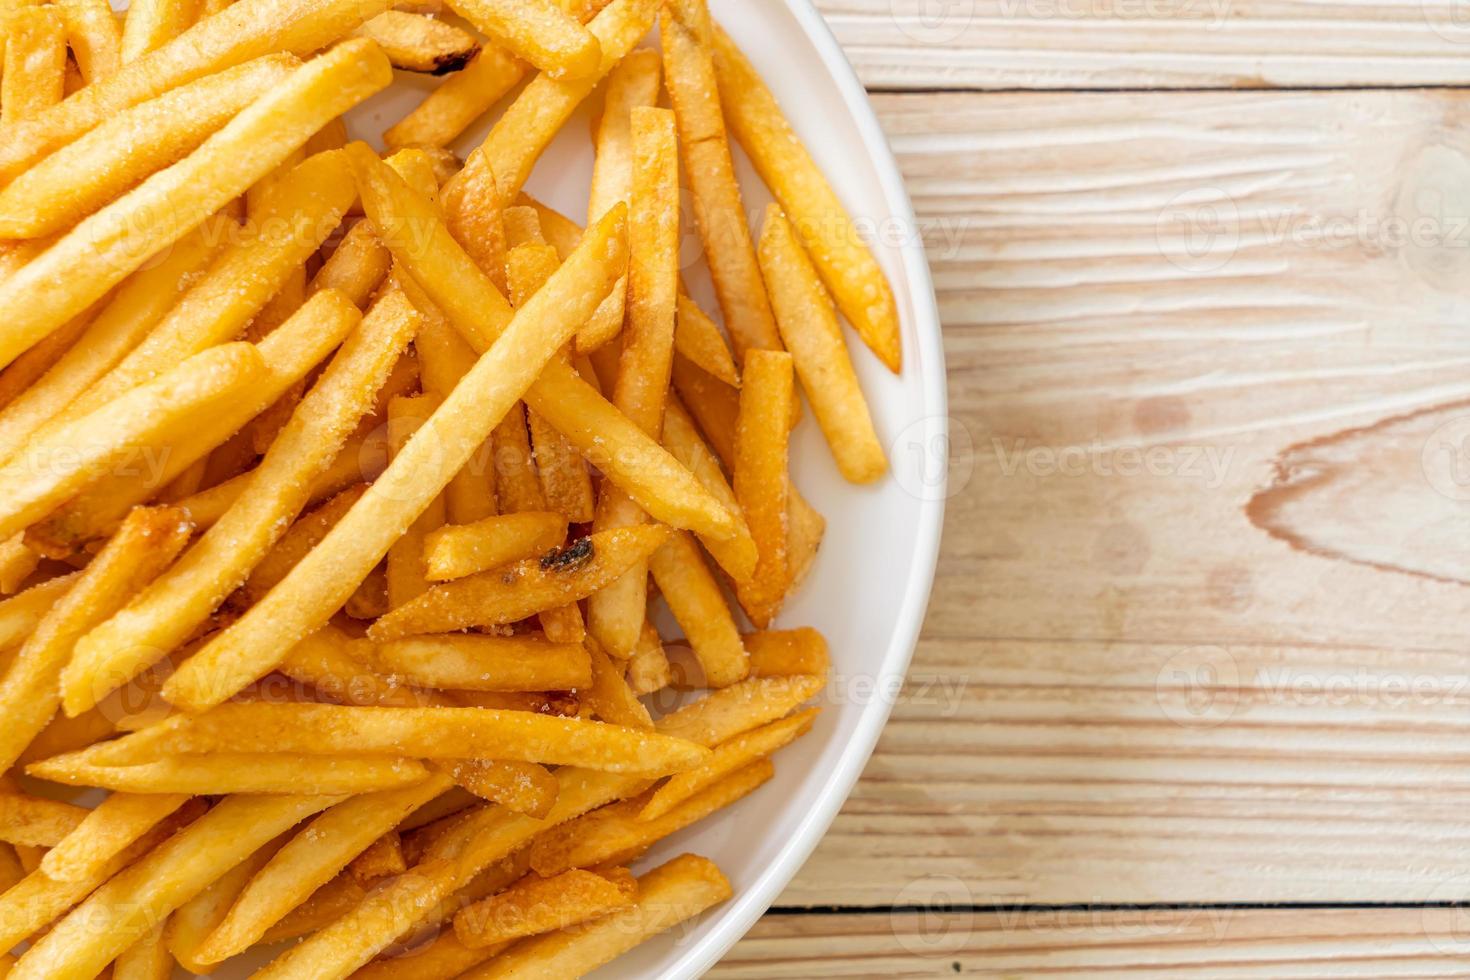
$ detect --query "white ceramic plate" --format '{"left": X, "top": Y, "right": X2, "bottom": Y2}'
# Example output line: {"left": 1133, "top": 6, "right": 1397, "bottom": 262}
{"left": 217, "top": 0, "right": 944, "bottom": 974}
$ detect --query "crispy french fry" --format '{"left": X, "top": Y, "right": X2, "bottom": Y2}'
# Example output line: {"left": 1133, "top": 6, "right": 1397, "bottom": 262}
{"left": 733, "top": 349, "right": 794, "bottom": 627}
{"left": 28, "top": 751, "right": 433, "bottom": 795}
{"left": 2, "top": 7, "right": 66, "bottom": 126}
{"left": 671, "top": 352, "right": 737, "bottom": 463}
{"left": 0, "top": 0, "right": 393, "bottom": 182}
{"left": 424, "top": 511, "right": 566, "bottom": 581}
{"left": 65, "top": 291, "right": 411, "bottom": 716}
{"left": 759, "top": 205, "right": 887, "bottom": 482}
{"left": 59, "top": 0, "right": 123, "bottom": 82}
{"left": 786, "top": 486, "right": 826, "bottom": 594}
{"left": 384, "top": 42, "right": 526, "bottom": 150}
{"left": 518, "top": 197, "right": 624, "bottom": 355}
{"left": 443, "top": 0, "right": 597, "bottom": 78}
{"left": 641, "top": 707, "right": 816, "bottom": 820}
{"left": 0, "top": 793, "right": 87, "bottom": 847}
{"left": 0, "top": 573, "right": 76, "bottom": 650}
{"left": 529, "top": 406, "right": 596, "bottom": 524}
{"left": 582, "top": 638, "right": 652, "bottom": 728}
{"left": 713, "top": 26, "right": 901, "bottom": 371}
{"left": 357, "top": 10, "right": 479, "bottom": 74}
{"left": 38, "top": 792, "right": 189, "bottom": 883}
{"left": 242, "top": 484, "right": 367, "bottom": 601}
{"left": 348, "top": 831, "right": 407, "bottom": 883}
{"left": 461, "top": 854, "right": 731, "bottom": 978}
{"left": 657, "top": 672, "right": 825, "bottom": 747}
{"left": 662, "top": 397, "right": 756, "bottom": 581}
{"left": 193, "top": 774, "right": 453, "bottom": 964}
{"left": 310, "top": 219, "right": 393, "bottom": 308}
{"left": 661, "top": 2, "right": 781, "bottom": 360}
{"left": 0, "top": 506, "right": 192, "bottom": 772}
{"left": 674, "top": 292, "right": 740, "bottom": 387}
{"left": 166, "top": 832, "right": 292, "bottom": 974}
{"left": 0, "top": 343, "right": 262, "bottom": 544}
{"left": 101, "top": 702, "right": 706, "bottom": 776}
{"left": 9, "top": 794, "right": 340, "bottom": 980}
{"left": 439, "top": 149, "right": 509, "bottom": 291}
{"left": 113, "top": 925, "right": 172, "bottom": 980}
{"left": 454, "top": 867, "right": 635, "bottom": 949}
{"left": 161, "top": 162, "right": 627, "bottom": 712}
{"left": 0, "top": 55, "right": 298, "bottom": 240}
{"left": 625, "top": 621, "right": 671, "bottom": 695}
{"left": 277, "top": 623, "right": 432, "bottom": 708}
{"left": 532, "top": 759, "right": 771, "bottom": 875}
{"left": 649, "top": 530, "right": 748, "bottom": 688}
{"left": 438, "top": 760, "right": 555, "bottom": 818}
{"left": 375, "top": 634, "right": 593, "bottom": 691}
{"left": 121, "top": 0, "right": 199, "bottom": 62}
{"left": 369, "top": 525, "right": 669, "bottom": 639}
{"left": 386, "top": 393, "right": 448, "bottom": 609}
{"left": 415, "top": 313, "right": 499, "bottom": 525}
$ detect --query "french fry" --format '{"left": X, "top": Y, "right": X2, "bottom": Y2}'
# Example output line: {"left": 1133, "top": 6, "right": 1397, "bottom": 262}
{"left": 671, "top": 351, "right": 737, "bottom": 463}
{"left": 385, "top": 393, "right": 448, "bottom": 609}
{"left": 641, "top": 707, "right": 816, "bottom": 820}
{"left": 310, "top": 219, "right": 393, "bottom": 308}
{"left": 582, "top": 638, "right": 653, "bottom": 728}
{"left": 661, "top": 1, "right": 781, "bottom": 360}
{"left": 415, "top": 313, "right": 499, "bottom": 526}
{"left": 674, "top": 292, "right": 740, "bottom": 387}
{"left": 657, "top": 672, "right": 826, "bottom": 747}
{"left": 0, "top": 573, "right": 76, "bottom": 650}
{"left": 0, "top": 41, "right": 390, "bottom": 375}
{"left": 384, "top": 42, "right": 526, "bottom": 150}
{"left": 0, "top": 506, "right": 192, "bottom": 772}
{"left": 454, "top": 866, "right": 636, "bottom": 948}
{"left": 277, "top": 623, "right": 432, "bottom": 709}
{"left": 348, "top": 831, "right": 407, "bottom": 883}
{"left": 0, "top": 226, "right": 226, "bottom": 467}
{"left": 625, "top": 621, "right": 671, "bottom": 695}
{"left": 257, "top": 872, "right": 369, "bottom": 945}
{"left": 38, "top": 792, "right": 190, "bottom": 883}
{"left": 9, "top": 794, "right": 340, "bottom": 980}
{"left": 648, "top": 530, "right": 749, "bottom": 688}
{"left": 733, "top": 349, "right": 794, "bottom": 627}
{"left": 1, "top": 7, "right": 66, "bottom": 126}
{"left": 759, "top": 205, "right": 887, "bottom": 482}
{"left": 101, "top": 702, "right": 707, "bottom": 775}
{"left": 443, "top": 0, "right": 597, "bottom": 79}
{"left": 518, "top": 197, "right": 625, "bottom": 355}
{"left": 242, "top": 484, "right": 368, "bottom": 602}
{"left": 357, "top": 933, "right": 511, "bottom": 980}
{"left": 532, "top": 759, "right": 771, "bottom": 875}
{"left": 359, "top": 149, "right": 737, "bottom": 539}
{"left": 462, "top": 854, "right": 731, "bottom": 978}
{"left": 59, "top": 0, "right": 123, "bottom": 83}
{"left": 446, "top": 759, "right": 560, "bottom": 817}
{"left": 744, "top": 627, "right": 830, "bottom": 679}
{"left": 529, "top": 400, "right": 596, "bottom": 524}
{"left": 0, "top": 793, "right": 87, "bottom": 847}
{"left": 28, "top": 751, "right": 433, "bottom": 795}
{"left": 0, "top": 343, "right": 263, "bottom": 545}
{"left": 424, "top": 511, "right": 566, "bottom": 581}
{"left": 662, "top": 397, "right": 756, "bottom": 581}
{"left": 369, "top": 525, "right": 669, "bottom": 639}
{"left": 64, "top": 290, "right": 412, "bottom": 716}
{"left": 0, "top": 313, "right": 93, "bottom": 414}
{"left": 440, "top": 150, "right": 510, "bottom": 291}
{"left": 445, "top": 0, "right": 657, "bottom": 212}
{"left": 0, "top": 0, "right": 393, "bottom": 182}
{"left": 713, "top": 26, "right": 901, "bottom": 371}
{"left": 357, "top": 10, "right": 479, "bottom": 74}
{"left": 374, "top": 634, "right": 594, "bottom": 692}
{"left": 121, "top": 0, "right": 199, "bottom": 62}
{"left": 786, "top": 486, "right": 826, "bottom": 594}
{"left": 193, "top": 774, "right": 453, "bottom": 964}
{"left": 161, "top": 165, "right": 628, "bottom": 712}
{"left": 113, "top": 925, "right": 172, "bottom": 980}
{"left": 166, "top": 831, "right": 292, "bottom": 974}
{"left": 0, "top": 55, "right": 299, "bottom": 240}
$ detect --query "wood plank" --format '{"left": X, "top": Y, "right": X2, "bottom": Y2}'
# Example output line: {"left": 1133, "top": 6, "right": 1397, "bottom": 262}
{"left": 720, "top": 909, "right": 1470, "bottom": 977}
{"left": 812, "top": 0, "right": 1470, "bottom": 89}
{"left": 774, "top": 89, "right": 1470, "bottom": 906}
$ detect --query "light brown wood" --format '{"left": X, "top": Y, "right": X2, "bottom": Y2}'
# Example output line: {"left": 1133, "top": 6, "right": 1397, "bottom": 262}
{"left": 813, "top": 0, "right": 1470, "bottom": 89}
{"left": 718, "top": 909, "right": 1470, "bottom": 977}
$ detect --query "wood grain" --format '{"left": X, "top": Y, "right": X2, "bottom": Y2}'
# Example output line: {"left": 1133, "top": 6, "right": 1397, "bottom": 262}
{"left": 812, "top": 0, "right": 1470, "bottom": 89}
{"left": 717, "top": 908, "right": 1470, "bottom": 977}
{"left": 763, "top": 89, "right": 1470, "bottom": 908}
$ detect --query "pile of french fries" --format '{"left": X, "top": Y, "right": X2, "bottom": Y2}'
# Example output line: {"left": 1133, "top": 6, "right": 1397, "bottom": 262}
{"left": 0, "top": 0, "right": 900, "bottom": 974}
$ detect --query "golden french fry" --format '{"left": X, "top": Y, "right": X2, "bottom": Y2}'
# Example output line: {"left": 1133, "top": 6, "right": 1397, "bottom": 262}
{"left": 2, "top": 7, "right": 66, "bottom": 126}
{"left": 425, "top": 511, "right": 567, "bottom": 582}
{"left": 446, "top": 759, "right": 560, "bottom": 817}
{"left": 671, "top": 351, "right": 737, "bottom": 462}
{"left": 649, "top": 530, "right": 749, "bottom": 688}
{"left": 661, "top": 2, "right": 781, "bottom": 360}
{"left": 662, "top": 397, "right": 756, "bottom": 581}
{"left": 759, "top": 205, "right": 888, "bottom": 482}
{"left": 530, "top": 412, "right": 596, "bottom": 524}
{"left": 59, "top": 0, "right": 123, "bottom": 83}
{"left": 166, "top": 832, "right": 293, "bottom": 974}
{"left": 786, "top": 485, "right": 826, "bottom": 594}
{"left": 347, "top": 831, "right": 406, "bottom": 884}
{"left": 9, "top": 794, "right": 340, "bottom": 980}
{"left": 161, "top": 159, "right": 627, "bottom": 712}
{"left": 415, "top": 312, "right": 499, "bottom": 525}
{"left": 0, "top": 793, "right": 87, "bottom": 847}
{"left": 582, "top": 638, "right": 653, "bottom": 728}
{"left": 193, "top": 774, "right": 453, "bottom": 964}
{"left": 674, "top": 293, "right": 739, "bottom": 387}
{"left": 0, "top": 312, "right": 92, "bottom": 415}
{"left": 461, "top": 854, "right": 731, "bottom": 978}
{"left": 101, "top": 702, "right": 707, "bottom": 775}
{"left": 745, "top": 627, "right": 830, "bottom": 679}
{"left": 375, "top": 634, "right": 593, "bottom": 691}
{"left": 385, "top": 43, "right": 526, "bottom": 150}
{"left": 242, "top": 484, "right": 367, "bottom": 602}
{"left": 641, "top": 707, "right": 816, "bottom": 820}
{"left": 0, "top": 55, "right": 299, "bottom": 239}
{"left": 713, "top": 26, "right": 901, "bottom": 371}
{"left": 28, "top": 751, "right": 433, "bottom": 795}
{"left": 443, "top": 0, "right": 598, "bottom": 78}
{"left": 112, "top": 925, "right": 172, "bottom": 980}
{"left": 357, "top": 10, "right": 479, "bottom": 74}
{"left": 0, "top": 506, "right": 192, "bottom": 772}
{"left": 455, "top": 867, "right": 636, "bottom": 949}
{"left": 733, "top": 349, "right": 794, "bottom": 627}
{"left": 657, "top": 672, "right": 826, "bottom": 747}
{"left": 0, "top": 0, "right": 392, "bottom": 182}
{"left": 310, "top": 219, "right": 393, "bottom": 308}
{"left": 626, "top": 621, "right": 672, "bottom": 695}
{"left": 370, "top": 525, "right": 669, "bottom": 639}
{"left": 121, "top": 0, "right": 199, "bottom": 62}
{"left": 0, "top": 573, "right": 75, "bottom": 650}
{"left": 385, "top": 393, "right": 448, "bottom": 609}
{"left": 38, "top": 792, "right": 189, "bottom": 883}
{"left": 0, "top": 40, "right": 390, "bottom": 374}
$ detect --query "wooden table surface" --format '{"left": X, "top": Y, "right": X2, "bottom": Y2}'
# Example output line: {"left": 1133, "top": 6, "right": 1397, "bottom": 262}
{"left": 720, "top": 2, "right": 1470, "bottom": 975}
